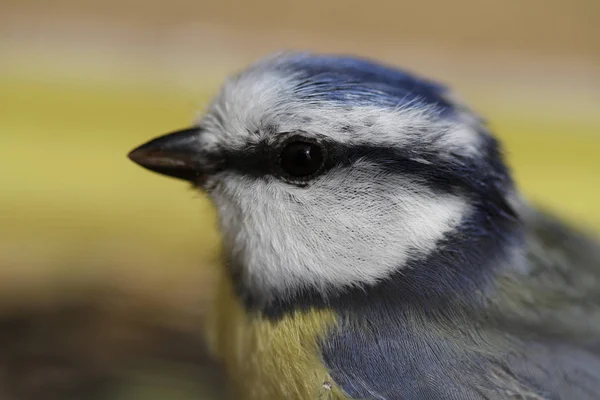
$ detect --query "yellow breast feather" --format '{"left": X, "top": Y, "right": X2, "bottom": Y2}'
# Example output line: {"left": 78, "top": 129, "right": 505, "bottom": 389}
{"left": 205, "top": 271, "right": 348, "bottom": 400}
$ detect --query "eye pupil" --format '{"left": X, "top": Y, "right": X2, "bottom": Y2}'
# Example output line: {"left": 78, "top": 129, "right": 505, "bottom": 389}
{"left": 279, "top": 141, "right": 325, "bottom": 179}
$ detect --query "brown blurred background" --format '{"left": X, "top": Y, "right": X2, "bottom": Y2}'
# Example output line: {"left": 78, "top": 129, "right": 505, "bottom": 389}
{"left": 0, "top": 0, "right": 599, "bottom": 399}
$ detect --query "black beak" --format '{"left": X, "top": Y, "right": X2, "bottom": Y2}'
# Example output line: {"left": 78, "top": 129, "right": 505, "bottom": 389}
{"left": 128, "top": 127, "right": 206, "bottom": 182}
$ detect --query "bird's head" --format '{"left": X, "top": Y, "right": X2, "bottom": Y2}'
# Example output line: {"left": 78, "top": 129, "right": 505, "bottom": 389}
{"left": 129, "top": 52, "right": 522, "bottom": 313}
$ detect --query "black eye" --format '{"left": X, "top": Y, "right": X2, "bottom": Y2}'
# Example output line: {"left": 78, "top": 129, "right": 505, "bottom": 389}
{"left": 279, "top": 140, "right": 325, "bottom": 179}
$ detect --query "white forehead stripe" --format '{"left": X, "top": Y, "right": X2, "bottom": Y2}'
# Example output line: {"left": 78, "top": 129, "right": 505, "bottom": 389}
{"left": 211, "top": 163, "right": 470, "bottom": 299}
{"left": 198, "top": 69, "right": 483, "bottom": 157}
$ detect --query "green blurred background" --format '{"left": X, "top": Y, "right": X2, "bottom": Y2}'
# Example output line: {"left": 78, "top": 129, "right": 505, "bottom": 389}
{"left": 0, "top": 0, "right": 599, "bottom": 398}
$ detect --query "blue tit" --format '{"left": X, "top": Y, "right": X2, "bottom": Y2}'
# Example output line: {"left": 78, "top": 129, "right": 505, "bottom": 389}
{"left": 128, "top": 52, "right": 600, "bottom": 400}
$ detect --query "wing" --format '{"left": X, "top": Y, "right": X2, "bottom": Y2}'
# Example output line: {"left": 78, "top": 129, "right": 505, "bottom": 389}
{"left": 486, "top": 208, "right": 600, "bottom": 398}
{"left": 494, "top": 208, "right": 600, "bottom": 343}
{"left": 321, "top": 208, "right": 600, "bottom": 400}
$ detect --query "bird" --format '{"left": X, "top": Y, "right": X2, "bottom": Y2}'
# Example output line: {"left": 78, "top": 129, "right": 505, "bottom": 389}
{"left": 128, "top": 52, "right": 600, "bottom": 400}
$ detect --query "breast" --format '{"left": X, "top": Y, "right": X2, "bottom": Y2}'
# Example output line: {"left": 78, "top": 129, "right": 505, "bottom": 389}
{"left": 204, "top": 270, "right": 348, "bottom": 400}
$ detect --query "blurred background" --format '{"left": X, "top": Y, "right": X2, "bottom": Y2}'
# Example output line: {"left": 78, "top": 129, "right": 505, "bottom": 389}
{"left": 0, "top": 0, "right": 599, "bottom": 399}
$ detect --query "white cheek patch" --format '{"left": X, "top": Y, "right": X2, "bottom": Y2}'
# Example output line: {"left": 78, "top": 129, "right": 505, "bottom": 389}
{"left": 209, "top": 162, "right": 469, "bottom": 299}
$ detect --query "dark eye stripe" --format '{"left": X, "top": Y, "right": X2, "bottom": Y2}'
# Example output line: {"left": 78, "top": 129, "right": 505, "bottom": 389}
{"left": 216, "top": 134, "right": 511, "bottom": 207}
{"left": 219, "top": 142, "right": 447, "bottom": 191}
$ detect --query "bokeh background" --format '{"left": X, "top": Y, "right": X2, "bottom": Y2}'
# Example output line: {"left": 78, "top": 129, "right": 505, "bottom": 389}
{"left": 0, "top": 0, "right": 599, "bottom": 399}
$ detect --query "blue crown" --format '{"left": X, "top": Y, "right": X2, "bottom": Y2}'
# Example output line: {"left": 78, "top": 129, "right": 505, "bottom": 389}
{"left": 273, "top": 53, "right": 453, "bottom": 112}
